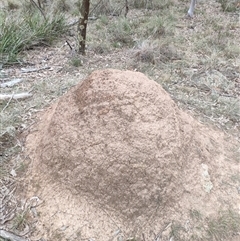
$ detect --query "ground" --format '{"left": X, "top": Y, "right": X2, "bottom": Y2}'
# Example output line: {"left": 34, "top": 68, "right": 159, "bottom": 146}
{"left": 0, "top": 0, "right": 240, "bottom": 241}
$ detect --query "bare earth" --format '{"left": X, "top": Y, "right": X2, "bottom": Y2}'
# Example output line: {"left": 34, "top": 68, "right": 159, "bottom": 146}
{"left": 23, "top": 69, "right": 240, "bottom": 241}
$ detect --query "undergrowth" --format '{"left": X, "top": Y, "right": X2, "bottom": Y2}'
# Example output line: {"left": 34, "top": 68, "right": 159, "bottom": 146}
{"left": 0, "top": 7, "right": 67, "bottom": 64}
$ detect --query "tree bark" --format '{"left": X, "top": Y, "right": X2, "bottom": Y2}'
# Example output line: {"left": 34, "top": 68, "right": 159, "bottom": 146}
{"left": 125, "top": 0, "right": 129, "bottom": 17}
{"left": 77, "top": 0, "right": 90, "bottom": 55}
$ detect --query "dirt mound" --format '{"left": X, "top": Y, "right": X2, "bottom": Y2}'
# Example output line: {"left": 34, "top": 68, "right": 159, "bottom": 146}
{"left": 25, "top": 69, "right": 240, "bottom": 241}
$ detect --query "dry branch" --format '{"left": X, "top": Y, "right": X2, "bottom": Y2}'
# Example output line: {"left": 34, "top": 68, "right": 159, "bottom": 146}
{"left": 29, "top": 0, "right": 46, "bottom": 20}
{"left": 21, "top": 66, "right": 50, "bottom": 73}
{"left": 0, "top": 79, "right": 22, "bottom": 88}
{"left": 0, "top": 93, "right": 32, "bottom": 101}
{"left": 0, "top": 229, "right": 27, "bottom": 241}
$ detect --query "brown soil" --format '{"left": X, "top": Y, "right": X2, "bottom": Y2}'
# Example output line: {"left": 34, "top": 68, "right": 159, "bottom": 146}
{"left": 24, "top": 69, "right": 240, "bottom": 241}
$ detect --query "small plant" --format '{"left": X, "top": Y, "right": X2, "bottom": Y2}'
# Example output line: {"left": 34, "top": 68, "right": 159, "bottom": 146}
{"left": 0, "top": 8, "right": 67, "bottom": 63}
{"left": 89, "top": 0, "right": 120, "bottom": 16}
{"left": 190, "top": 209, "right": 202, "bottom": 221}
{"left": 13, "top": 211, "right": 29, "bottom": 231}
{"left": 55, "top": 0, "right": 71, "bottom": 12}
{"left": 148, "top": 17, "right": 165, "bottom": 37}
{"left": 99, "top": 14, "right": 109, "bottom": 25}
{"left": 217, "top": 0, "right": 238, "bottom": 12}
{"left": 17, "top": 162, "right": 28, "bottom": 174}
{"left": 96, "top": 15, "right": 109, "bottom": 30}
{"left": 131, "top": 0, "right": 146, "bottom": 9}
{"left": 91, "top": 42, "right": 109, "bottom": 54}
{"left": 144, "top": 14, "right": 175, "bottom": 38}
{"left": 25, "top": 11, "right": 66, "bottom": 43}
{"left": 133, "top": 40, "right": 159, "bottom": 64}
{"left": 231, "top": 172, "right": 240, "bottom": 182}
{"left": 109, "top": 18, "right": 134, "bottom": 47}
{"left": 170, "top": 221, "right": 187, "bottom": 241}
{"left": 130, "top": 0, "right": 172, "bottom": 10}
{"left": 206, "top": 210, "right": 240, "bottom": 240}
{"left": 0, "top": 13, "right": 28, "bottom": 63}
{"left": 70, "top": 57, "right": 82, "bottom": 67}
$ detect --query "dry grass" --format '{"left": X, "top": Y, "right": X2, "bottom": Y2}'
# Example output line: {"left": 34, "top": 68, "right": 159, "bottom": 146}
{"left": 0, "top": 0, "right": 240, "bottom": 240}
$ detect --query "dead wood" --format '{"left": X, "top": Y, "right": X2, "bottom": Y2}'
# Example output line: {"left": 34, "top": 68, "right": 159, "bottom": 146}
{"left": 0, "top": 93, "right": 32, "bottom": 101}
{"left": 0, "top": 79, "right": 23, "bottom": 88}
{"left": 0, "top": 229, "right": 27, "bottom": 241}
{"left": 21, "top": 66, "right": 50, "bottom": 73}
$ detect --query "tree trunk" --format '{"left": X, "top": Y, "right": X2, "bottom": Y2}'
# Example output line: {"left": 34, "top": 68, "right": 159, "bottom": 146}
{"left": 77, "top": 0, "right": 90, "bottom": 55}
{"left": 125, "top": 0, "right": 129, "bottom": 17}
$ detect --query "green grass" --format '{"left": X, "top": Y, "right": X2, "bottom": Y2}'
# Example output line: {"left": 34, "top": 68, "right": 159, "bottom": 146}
{"left": 70, "top": 56, "right": 82, "bottom": 67}
{"left": 130, "top": 0, "right": 173, "bottom": 10}
{"left": 108, "top": 17, "right": 134, "bottom": 47}
{"left": 144, "top": 13, "right": 176, "bottom": 38}
{"left": 166, "top": 209, "right": 240, "bottom": 241}
{"left": 206, "top": 210, "right": 240, "bottom": 240}
{"left": 217, "top": 0, "right": 239, "bottom": 12}
{"left": 0, "top": 8, "right": 67, "bottom": 64}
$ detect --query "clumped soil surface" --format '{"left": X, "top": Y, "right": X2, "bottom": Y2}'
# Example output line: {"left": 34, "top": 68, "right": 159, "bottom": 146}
{"left": 24, "top": 69, "right": 240, "bottom": 241}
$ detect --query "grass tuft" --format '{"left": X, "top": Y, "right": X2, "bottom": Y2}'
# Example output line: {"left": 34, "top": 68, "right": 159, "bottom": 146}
{"left": 70, "top": 57, "right": 82, "bottom": 67}
{"left": 206, "top": 210, "right": 240, "bottom": 240}
{"left": 133, "top": 40, "right": 159, "bottom": 64}
{"left": 109, "top": 17, "right": 134, "bottom": 47}
{"left": 144, "top": 14, "right": 175, "bottom": 38}
{"left": 217, "top": 0, "right": 239, "bottom": 12}
{"left": 130, "top": 0, "right": 173, "bottom": 10}
{"left": 0, "top": 8, "right": 67, "bottom": 63}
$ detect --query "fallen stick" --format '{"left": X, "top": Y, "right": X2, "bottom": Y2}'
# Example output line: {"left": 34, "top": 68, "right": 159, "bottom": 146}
{"left": 0, "top": 93, "right": 32, "bottom": 101}
{"left": 21, "top": 66, "right": 50, "bottom": 73}
{"left": 0, "top": 229, "right": 27, "bottom": 241}
{"left": 1, "top": 93, "right": 14, "bottom": 112}
{"left": 0, "top": 79, "right": 23, "bottom": 88}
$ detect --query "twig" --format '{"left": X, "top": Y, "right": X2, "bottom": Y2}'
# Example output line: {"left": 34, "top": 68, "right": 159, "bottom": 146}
{"left": 29, "top": 0, "right": 46, "bottom": 20}
{"left": 0, "top": 229, "right": 27, "bottom": 241}
{"left": 0, "top": 184, "right": 17, "bottom": 224}
{"left": 89, "top": 0, "right": 104, "bottom": 16}
{"left": 0, "top": 93, "right": 32, "bottom": 101}
{"left": 0, "top": 211, "right": 16, "bottom": 225}
{"left": 67, "top": 19, "right": 79, "bottom": 27}
{"left": 1, "top": 93, "right": 14, "bottom": 112}
{"left": 21, "top": 66, "right": 50, "bottom": 73}
{"left": 65, "top": 40, "right": 73, "bottom": 50}
{"left": 37, "top": 0, "right": 43, "bottom": 9}
{"left": 0, "top": 79, "right": 23, "bottom": 88}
